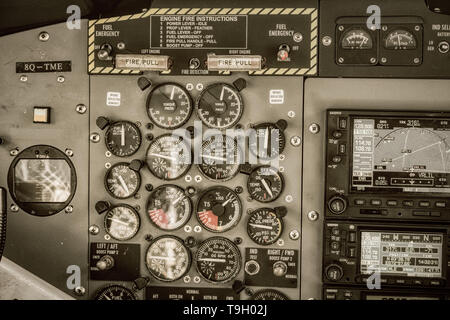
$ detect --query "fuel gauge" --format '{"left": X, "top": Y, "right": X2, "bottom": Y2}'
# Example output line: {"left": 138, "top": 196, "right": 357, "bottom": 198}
{"left": 341, "top": 28, "right": 373, "bottom": 50}
{"left": 384, "top": 29, "right": 417, "bottom": 50}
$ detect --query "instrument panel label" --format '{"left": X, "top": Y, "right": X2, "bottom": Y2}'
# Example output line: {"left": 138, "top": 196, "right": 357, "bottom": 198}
{"left": 16, "top": 61, "right": 72, "bottom": 73}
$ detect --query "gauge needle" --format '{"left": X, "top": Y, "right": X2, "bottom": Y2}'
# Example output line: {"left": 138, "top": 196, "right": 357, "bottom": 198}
{"left": 170, "top": 86, "right": 175, "bottom": 100}
{"left": 172, "top": 195, "right": 184, "bottom": 205}
{"left": 261, "top": 179, "right": 273, "bottom": 198}
{"left": 201, "top": 154, "right": 227, "bottom": 162}
{"left": 222, "top": 197, "right": 234, "bottom": 207}
{"left": 249, "top": 223, "right": 273, "bottom": 230}
{"left": 198, "top": 258, "right": 226, "bottom": 263}
{"left": 107, "top": 218, "right": 130, "bottom": 226}
{"left": 121, "top": 124, "right": 125, "bottom": 146}
{"left": 148, "top": 256, "right": 176, "bottom": 261}
{"left": 118, "top": 175, "right": 129, "bottom": 194}
{"left": 219, "top": 86, "right": 225, "bottom": 101}
{"left": 149, "top": 153, "right": 177, "bottom": 161}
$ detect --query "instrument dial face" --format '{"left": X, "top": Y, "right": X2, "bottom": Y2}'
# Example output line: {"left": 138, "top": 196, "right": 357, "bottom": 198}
{"left": 146, "top": 236, "right": 191, "bottom": 282}
{"left": 95, "top": 285, "right": 136, "bottom": 300}
{"left": 247, "top": 208, "right": 283, "bottom": 246}
{"left": 147, "top": 184, "right": 192, "bottom": 231}
{"left": 104, "top": 162, "right": 141, "bottom": 199}
{"left": 252, "top": 289, "right": 289, "bottom": 300}
{"left": 199, "top": 135, "right": 242, "bottom": 182}
{"left": 341, "top": 29, "right": 373, "bottom": 50}
{"left": 105, "top": 121, "right": 142, "bottom": 157}
{"left": 147, "top": 83, "right": 193, "bottom": 129}
{"left": 146, "top": 134, "right": 191, "bottom": 180}
{"left": 247, "top": 166, "right": 284, "bottom": 203}
{"left": 249, "top": 122, "right": 286, "bottom": 160}
{"left": 385, "top": 29, "right": 417, "bottom": 50}
{"left": 196, "top": 187, "right": 242, "bottom": 233}
{"left": 195, "top": 237, "right": 241, "bottom": 283}
{"left": 196, "top": 83, "right": 243, "bottom": 129}
{"left": 104, "top": 205, "right": 140, "bottom": 241}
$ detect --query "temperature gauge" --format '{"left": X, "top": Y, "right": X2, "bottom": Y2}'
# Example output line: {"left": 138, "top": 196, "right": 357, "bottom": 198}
{"left": 247, "top": 208, "right": 284, "bottom": 245}
{"left": 104, "top": 205, "right": 140, "bottom": 241}
{"left": 104, "top": 162, "right": 141, "bottom": 199}
{"left": 247, "top": 166, "right": 284, "bottom": 203}
{"left": 196, "top": 83, "right": 243, "bottom": 129}
{"left": 384, "top": 29, "right": 417, "bottom": 50}
{"left": 196, "top": 186, "right": 242, "bottom": 233}
{"left": 252, "top": 289, "right": 289, "bottom": 300}
{"left": 146, "top": 83, "right": 193, "bottom": 129}
{"left": 105, "top": 121, "right": 142, "bottom": 157}
{"left": 195, "top": 237, "right": 241, "bottom": 283}
{"left": 95, "top": 285, "right": 136, "bottom": 300}
{"left": 147, "top": 185, "right": 192, "bottom": 231}
{"left": 145, "top": 235, "right": 191, "bottom": 282}
{"left": 146, "top": 134, "right": 191, "bottom": 180}
{"left": 341, "top": 28, "right": 373, "bottom": 50}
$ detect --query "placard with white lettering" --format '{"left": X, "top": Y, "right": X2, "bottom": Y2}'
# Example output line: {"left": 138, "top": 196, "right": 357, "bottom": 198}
{"left": 16, "top": 61, "right": 72, "bottom": 73}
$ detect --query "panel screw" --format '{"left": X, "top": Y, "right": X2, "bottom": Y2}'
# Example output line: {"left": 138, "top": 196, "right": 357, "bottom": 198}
{"left": 194, "top": 175, "right": 202, "bottom": 183}
{"left": 338, "top": 25, "right": 344, "bottom": 32}
{"left": 289, "top": 230, "right": 300, "bottom": 240}
{"left": 309, "top": 123, "right": 320, "bottom": 134}
{"left": 145, "top": 234, "right": 153, "bottom": 242}
{"left": 234, "top": 237, "right": 242, "bottom": 245}
{"left": 65, "top": 149, "right": 74, "bottom": 157}
{"left": 76, "top": 104, "right": 87, "bottom": 114}
{"left": 287, "top": 111, "right": 296, "bottom": 118}
{"left": 193, "top": 226, "right": 202, "bottom": 233}
{"left": 20, "top": 75, "right": 28, "bottom": 82}
{"left": 105, "top": 151, "right": 112, "bottom": 158}
{"left": 193, "top": 276, "right": 201, "bottom": 283}
{"left": 117, "top": 42, "right": 125, "bottom": 50}
{"left": 38, "top": 31, "right": 49, "bottom": 42}
{"left": 74, "top": 286, "right": 85, "bottom": 296}
{"left": 322, "top": 36, "right": 332, "bottom": 46}
{"left": 382, "top": 25, "right": 388, "bottom": 31}
{"left": 10, "top": 148, "right": 19, "bottom": 156}
{"left": 184, "top": 225, "right": 192, "bottom": 233}
{"left": 307, "top": 210, "right": 319, "bottom": 221}
{"left": 338, "top": 57, "right": 344, "bottom": 64}
{"left": 183, "top": 275, "right": 191, "bottom": 283}
{"left": 290, "top": 136, "right": 301, "bottom": 147}
{"left": 293, "top": 32, "right": 303, "bottom": 42}
{"left": 414, "top": 58, "right": 420, "bottom": 64}
{"left": 381, "top": 57, "right": 387, "bottom": 63}
{"left": 415, "top": 25, "right": 421, "bottom": 31}
{"left": 65, "top": 205, "right": 73, "bottom": 214}
{"left": 89, "top": 225, "right": 100, "bottom": 235}
{"left": 57, "top": 76, "right": 65, "bottom": 83}
{"left": 277, "top": 239, "right": 285, "bottom": 246}
{"left": 90, "top": 133, "right": 100, "bottom": 143}
{"left": 370, "top": 57, "right": 377, "bottom": 64}
{"left": 184, "top": 175, "right": 192, "bottom": 183}
{"left": 105, "top": 162, "right": 111, "bottom": 169}
{"left": 279, "top": 154, "right": 285, "bottom": 161}
{"left": 145, "top": 184, "right": 153, "bottom": 192}
{"left": 285, "top": 195, "right": 293, "bottom": 203}
{"left": 104, "top": 234, "right": 111, "bottom": 240}
{"left": 10, "top": 204, "right": 19, "bottom": 212}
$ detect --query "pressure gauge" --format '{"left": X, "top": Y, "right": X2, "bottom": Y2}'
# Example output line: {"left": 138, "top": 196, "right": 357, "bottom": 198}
{"left": 104, "top": 162, "right": 141, "bottom": 199}
{"left": 104, "top": 204, "right": 140, "bottom": 241}
{"left": 252, "top": 289, "right": 289, "bottom": 300}
{"left": 196, "top": 186, "right": 242, "bottom": 233}
{"left": 147, "top": 184, "right": 192, "bottom": 231}
{"left": 196, "top": 83, "right": 243, "bottom": 129}
{"left": 145, "top": 236, "right": 191, "bottom": 282}
{"left": 247, "top": 208, "right": 284, "bottom": 245}
{"left": 105, "top": 121, "right": 142, "bottom": 157}
{"left": 146, "top": 83, "right": 193, "bottom": 129}
{"left": 195, "top": 237, "right": 241, "bottom": 283}
{"left": 146, "top": 134, "right": 192, "bottom": 180}
{"left": 247, "top": 166, "right": 284, "bottom": 203}
{"left": 384, "top": 29, "right": 417, "bottom": 50}
{"left": 249, "top": 121, "right": 287, "bottom": 160}
{"left": 340, "top": 28, "right": 373, "bottom": 50}
{"left": 95, "top": 285, "right": 136, "bottom": 300}
{"left": 198, "top": 135, "right": 242, "bottom": 182}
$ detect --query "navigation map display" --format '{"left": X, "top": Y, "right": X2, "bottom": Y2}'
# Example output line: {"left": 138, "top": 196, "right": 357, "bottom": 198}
{"left": 352, "top": 117, "right": 450, "bottom": 193}
{"left": 360, "top": 231, "right": 443, "bottom": 278}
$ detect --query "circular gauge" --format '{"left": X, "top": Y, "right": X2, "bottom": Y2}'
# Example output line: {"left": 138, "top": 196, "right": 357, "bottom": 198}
{"left": 104, "top": 205, "right": 140, "bottom": 241}
{"left": 385, "top": 29, "right": 417, "bottom": 50}
{"left": 195, "top": 237, "right": 241, "bottom": 283}
{"left": 146, "top": 134, "right": 191, "bottom": 180}
{"left": 147, "top": 185, "right": 192, "bottom": 231}
{"left": 145, "top": 236, "right": 191, "bottom": 282}
{"left": 196, "top": 186, "right": 242, "bottom": 233}
{"left": 247, "top": 166, "right": 284, "bottom": 203}
{"left": 252, "top": 289, "right": 289, "bottom": 300}
{"left": 105, "top": 121, "right": 142, "bottom": 157}
{"left": 146, "top": 83, "right": 193, "bottom": 129}
{"left": 249, "top": 122, "right": 286, "bottom": 160}
{"left": 247, "top": 208, "right": 283, "bottom": 245}
{"left": 104, "top": 162, "right": 141, "bottom": 199}
{"left": 196, "top": 83, "right": 243, "bottom": 129}
{"left": 341, "top": 28, "right": 373, "bottom": 50}
{"left": 198, "top": 135, "right": 242, "bottom": 182}
{"left": 95, "top": 285, "right": 136, "bottom": 300}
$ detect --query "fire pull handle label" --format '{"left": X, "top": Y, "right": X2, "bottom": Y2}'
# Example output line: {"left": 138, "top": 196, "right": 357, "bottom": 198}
{"left": 115, "top": 54, "right": 171, "bottom": 71}
{"left": 207, "top": 55, "right": 262, "bottom": 71}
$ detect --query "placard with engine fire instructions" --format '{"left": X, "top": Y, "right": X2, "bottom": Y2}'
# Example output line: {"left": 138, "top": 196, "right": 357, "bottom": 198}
{"left": 88, "top": 0, "right": 318, "bottom": 75}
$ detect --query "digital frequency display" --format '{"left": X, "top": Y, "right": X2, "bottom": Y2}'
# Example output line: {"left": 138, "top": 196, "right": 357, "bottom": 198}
{"left": 352, "top": 117, "right": 450, "bottom": 193}
{"left": 360, "top": 231, "right": 443, "bottom": 278}
{"left": 14, "top": 159, "right": 72, "bottom": 203}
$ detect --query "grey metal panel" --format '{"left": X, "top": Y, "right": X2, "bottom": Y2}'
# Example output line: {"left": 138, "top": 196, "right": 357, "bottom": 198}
{"left": 0, "top": 21, "right": 90, "bottom": 298}
{"left": 301, "top": 78, "right": 450, "bottom": 299}
{"left": 88, "top": 75, "right": 304, "bottom": 299}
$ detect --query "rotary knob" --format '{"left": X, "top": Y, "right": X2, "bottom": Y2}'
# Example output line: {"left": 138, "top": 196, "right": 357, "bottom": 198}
{"left": 325, "top": 264, "right": 343, "bottom": 281}
{"left": 245, "top": 260, "right": 261, "bottom": 276}
{"left": 328, "top": 196, "right": 347, "bottom": 215}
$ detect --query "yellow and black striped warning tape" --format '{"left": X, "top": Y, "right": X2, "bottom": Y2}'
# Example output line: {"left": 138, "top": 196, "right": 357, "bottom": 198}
{"left": 88, "top": 7, "right": 318, "bottom": 75}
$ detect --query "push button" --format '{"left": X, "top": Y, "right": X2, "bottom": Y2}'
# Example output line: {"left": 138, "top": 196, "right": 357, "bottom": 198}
{"left": 325, "top": 264, "right": 343, "bottom": 281}
{"left": 328, "top": 196, "right": 347, "bottom": 215}
{"left": 431, "top": 212, "right": 441, "bottom": 217}
{"left": 386, "top": 200, "right": 398, "bottom": 206}
{"left": 325, "top": 294, "right": 336, "bottom": 300}
{"left": 332, "top": 131, "right": 343, "bottom": 139}
{"left": 339, "top": 144, "right": 346, "bottom": 154}
{"left": 413, "top": 211, "right": 430, "bottom": 216}
{"left": 403, "top": 200, "right": 414, "bottom": 207}
{"left": 419, "top": 201, "right": 430, "bottom": 207}
{"left": 331, "top": 227, "right": 340, "bottom": 236}
{"left": 348, "top": 232, "right": 356, "bottom": 243}
{"left": 348, "top": 247, "right": 356, "bottom": 257}
{"left": 435, "top": 201, "right": 446, "bottom": 208}
{"left": 331, "top": 241, "right": 340, "bottom": 250}
{"left": 370, "top": 199, "right": 382, "bottom": 206}
{"left": 338, "top": 117, "right": 347, "bottom": 129}
{"left": 354, "top": 199, "right": 365, "bottom": 205}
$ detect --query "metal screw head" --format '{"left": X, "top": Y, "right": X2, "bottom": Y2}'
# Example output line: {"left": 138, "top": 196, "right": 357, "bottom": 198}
{"left": 20, "top": 75, "right": 28, "bottom": 82}
{"left": 279, "top": 154, "right": 285, "bottom": 161}
{"left": 184, "top": 225, "right": 192, "bottom": 233}
{"left": 10, "top": 204, "right": 19, "bottom": 212}
{"left": 193, "top": 276, "right": 201, "bottom": 284}
{"left": 65, "top": 205, "right": 74, "bottom": 214}
{"left": 193, "top": 225, "right": 202, "bottom": 233}
{"left": 76, "top": 104, "right": 87, "bottom": 114}
{"left": 370, "top": 57, "right": 377, "bottom": 64}
{"left": 105, "top": 151, "right": 112, "bottom": 157}
{"left": 10, "top": 148, "right": 19, "bottom": 156}
{"left": 338, "top": 25, "right": 344, "bottom": 31}
{"left": 184, "top": 175, "right": 192, "bottom": 183}
{"left": 287, "top": 111, "right": 296, "bottom": 118}
{"left": 38, "top": 31, "right": 49, "bottom": 42}
{"left": 57, "top": 76, "right": 65, "bottom": 83}
{"left": 415, "top": 25, "right": 421, "bottom": 31}
{"left": 285, "top": 195, "right": 293, "bottom": 203}
{"left": 194, "top": 175, "right": 202, "bottom": 183}
{"left": 414, "top": 58, "right": 420, "bottom": 64}
{"left": 289, "top": 229, "right": 300, "bottom": 240}
{"left": 338, "top": 57, "right": 344, "bottom": 64}
{"left": 65, "top": 148, "right": 74, "bottom": 157}
{"left": 293, "top": 32, "right": 303, "bottom": 42}
{"left": 307, "top": 210, "right": 319, "bottom": 221}
{"left": 277, "top": 239, "right": 285, "bottom": 246}
{"left": 117, "top": 42, "right": 125, "bottom": 50}
{"left": 104, "top": 234, "right": 111, "bottom": 240}
{"left": 382, "top": 25, "right": 388, "bottom": 31}
{"left": 90, "top": 133, "right": 100, "bottom": 143}
{"left": 381, "top": 57, "right": 387, "bottom": 63}
{"left": 74, "top": 286, "right": 86, "bottom": 296}
{"left": 183, "top": 275, "right": 191, "bottom": 283}
{"left": 309, "top": 123, "right": 320, "bottom": 134}
{"left": 279, "top": 166, "right": 285, "bottom": 173}
{"left": 89, "top": 225, "right": 100, "bottom": 235}
{"left": 290, "top": 136, "right": 301, "bottom": 147}
{"left": 105, "top": 162, "right": 111, "bottom": 169}
{"left": 322, "top": 36, "right": 332, "bottom": 46}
